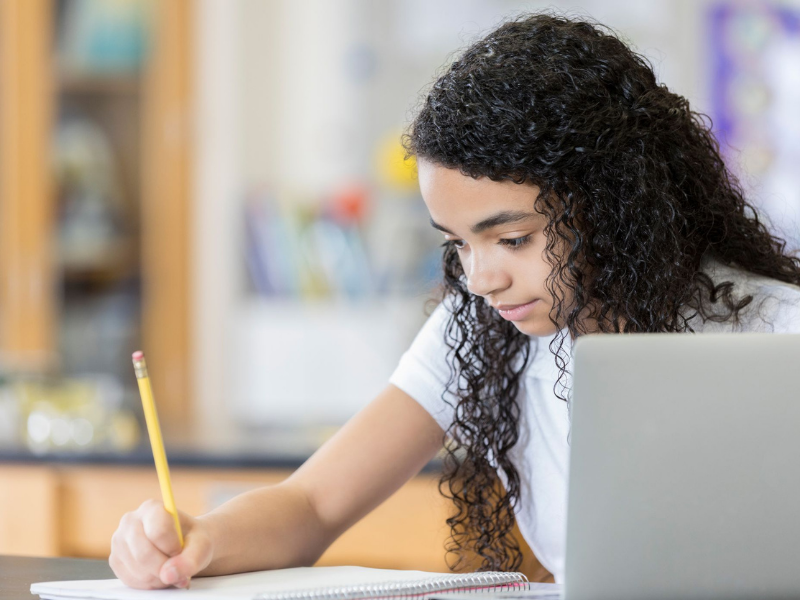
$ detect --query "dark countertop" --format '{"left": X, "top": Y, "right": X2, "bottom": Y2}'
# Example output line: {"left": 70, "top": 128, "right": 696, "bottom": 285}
{"left": 0, "top": 445, "right": 311, "bottom": 470}
{"left": 0, "top": 427, "right": 443, "bottom": 472}
{"left": 0, "top": 426, "right": 326, "bottom": 470}
{"left": 2, "top": 555, "right": 113, "bottom": 600}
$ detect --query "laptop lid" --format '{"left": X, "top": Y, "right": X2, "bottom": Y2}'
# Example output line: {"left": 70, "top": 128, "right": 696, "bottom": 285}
{"left": 565, "top": 333, "right": 800, "bottom": 600}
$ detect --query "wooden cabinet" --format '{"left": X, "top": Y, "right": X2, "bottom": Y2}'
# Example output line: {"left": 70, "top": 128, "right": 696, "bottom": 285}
{"left": 0, "top": 0, "right": 191, "bottom": 430}
{"left": 0, "top": 0, "right": 56, "bottom": 370}
{"left": 0, "top": 465, "right": 60, "bottom": 556}
{"left": 0, "top": 464, "right": 451, "bottom": 572}
{"left": 140, "top": 0, "right": 193, "bottom": 429}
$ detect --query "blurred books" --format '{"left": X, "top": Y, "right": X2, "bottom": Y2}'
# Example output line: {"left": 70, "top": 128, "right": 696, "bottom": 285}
{"left": 243, "top": 186, "right": 442, "bottom": 301}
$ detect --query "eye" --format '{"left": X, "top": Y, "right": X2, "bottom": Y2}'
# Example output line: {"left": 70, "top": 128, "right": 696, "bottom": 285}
{"left": 499, "top": 234, "right": 532, "bottom": 250}
{"left": 442, "top": 238, "right": 466, "bottom": 250}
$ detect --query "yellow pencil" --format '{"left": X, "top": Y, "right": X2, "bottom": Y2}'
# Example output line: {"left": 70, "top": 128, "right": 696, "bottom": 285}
{"left": 132, "top": 351, "right": 185, "bottom": 548}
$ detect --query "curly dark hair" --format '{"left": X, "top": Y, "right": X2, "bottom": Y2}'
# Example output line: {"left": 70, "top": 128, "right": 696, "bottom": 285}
{"left": 403, "top": 13, "right": 800, "bottom": 572}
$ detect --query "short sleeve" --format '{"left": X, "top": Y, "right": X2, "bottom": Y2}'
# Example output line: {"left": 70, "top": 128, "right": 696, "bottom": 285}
{"left": 389, "top": 301, "right": 457, "bottom": 431}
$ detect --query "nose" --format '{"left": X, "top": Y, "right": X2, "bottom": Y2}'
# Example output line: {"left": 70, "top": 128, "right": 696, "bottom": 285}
{"left": 465, "top": 250, "right": 510, "bottom": 298}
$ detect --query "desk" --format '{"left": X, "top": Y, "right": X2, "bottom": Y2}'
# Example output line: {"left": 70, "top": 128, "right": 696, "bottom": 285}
{"left": 1, "top": 555, "right": 112, "bottom": 600}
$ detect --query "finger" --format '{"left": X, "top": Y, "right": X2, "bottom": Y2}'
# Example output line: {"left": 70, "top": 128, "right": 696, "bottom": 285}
{"left": 110, "top": 513, "right": 155, "bottom": 585}
{"left": 134, "top": 498, "right": 165, "bottom": 520}
{"left": 140, "top": 500, "right": 183, "bottom": 557}
{"left": 110, "top": 531, "right": 167, "bottom": 590}
{"left": 160, "top": 525, "right": 213, "bottom": 585}
{"left": 124, "top": 518, "right": 172, "bottom": 580}
{"left": 112, "top": 558, "right": 164, "bottom": 590}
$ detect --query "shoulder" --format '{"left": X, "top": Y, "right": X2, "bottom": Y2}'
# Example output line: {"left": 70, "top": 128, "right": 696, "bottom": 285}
{"left": 750, "top": 278, "right": 800, "bottom": 333}
{"left": 699, "top": 259, "right": 800, "bottom": 333}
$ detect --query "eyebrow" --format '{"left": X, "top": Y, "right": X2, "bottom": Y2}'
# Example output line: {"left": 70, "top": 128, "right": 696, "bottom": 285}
{"left": 429, "top": 210, "right": 538, "bottom": 236}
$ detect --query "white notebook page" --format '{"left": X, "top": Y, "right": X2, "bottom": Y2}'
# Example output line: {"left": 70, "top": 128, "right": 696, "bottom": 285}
{"left": 31, "top": 566, "right": 529, "bottom": 600}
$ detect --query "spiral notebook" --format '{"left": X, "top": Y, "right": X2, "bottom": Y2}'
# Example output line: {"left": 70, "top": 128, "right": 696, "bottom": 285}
{"left": 30, "top": 566, "right": 552, "bottom": 600}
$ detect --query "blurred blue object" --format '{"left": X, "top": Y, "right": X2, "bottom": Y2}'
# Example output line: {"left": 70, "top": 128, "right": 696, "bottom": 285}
{"left": 58, "top": 0, "right": 152, "bottom": 74}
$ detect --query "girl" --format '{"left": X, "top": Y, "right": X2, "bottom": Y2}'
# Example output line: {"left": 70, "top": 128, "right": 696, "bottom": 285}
{"left": 110, "top": 13, "right": 800, "bottom": 588}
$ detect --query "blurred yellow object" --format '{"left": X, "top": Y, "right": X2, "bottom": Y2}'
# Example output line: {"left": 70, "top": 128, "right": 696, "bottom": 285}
{"left": 14, "top": 377, "right": 139, "bottom": 453}
{"left": 109, "top": 410, "right": 140, "bottom": 451}
{"left": 375, "top": 131, "right": 418, "bottom": 192}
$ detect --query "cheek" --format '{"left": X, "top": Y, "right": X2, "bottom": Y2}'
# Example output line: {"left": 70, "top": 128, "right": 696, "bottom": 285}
{"left": 519, "top": 242, "right": 552, "bottom": 292}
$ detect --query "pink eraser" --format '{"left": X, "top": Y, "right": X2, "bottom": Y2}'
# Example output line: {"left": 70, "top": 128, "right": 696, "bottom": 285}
{"left": 132, "top": 351, "right": 144, "bottom": 361}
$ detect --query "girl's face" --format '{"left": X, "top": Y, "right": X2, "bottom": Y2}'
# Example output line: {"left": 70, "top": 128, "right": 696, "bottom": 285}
{"left": 418, "top": 159, "right": 562, "bottom": 338}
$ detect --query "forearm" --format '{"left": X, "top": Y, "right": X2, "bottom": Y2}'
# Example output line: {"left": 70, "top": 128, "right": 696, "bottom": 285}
{"left": 196, "top": 481, "right": 331, "bottom": 576}
{"left": 191, "top": 388, "right": 443, "bottom": 578}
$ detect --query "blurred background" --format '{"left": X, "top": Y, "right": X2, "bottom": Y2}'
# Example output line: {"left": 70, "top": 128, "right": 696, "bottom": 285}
{"left": 0, "top": 0, "right": 798, "bottom": 575}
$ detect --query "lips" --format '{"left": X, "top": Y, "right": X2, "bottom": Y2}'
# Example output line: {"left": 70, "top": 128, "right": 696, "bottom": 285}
{"left": 493, "top": 299, "right": 540, "bottom": 322}
{"left": 494, "top": 302, "right": 530, "bottom": 311}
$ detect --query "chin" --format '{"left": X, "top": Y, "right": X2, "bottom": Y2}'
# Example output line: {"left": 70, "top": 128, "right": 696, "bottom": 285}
{"left": 512, "top": 318, "right": 560, "bottom": 338}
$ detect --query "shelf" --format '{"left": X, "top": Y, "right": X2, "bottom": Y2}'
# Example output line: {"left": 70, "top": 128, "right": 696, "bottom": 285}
{"left": 58, "top": 72, "right": 141, "bottom": 97}
{"left": 59, "top": 240, "right": 138, "bottom": 283}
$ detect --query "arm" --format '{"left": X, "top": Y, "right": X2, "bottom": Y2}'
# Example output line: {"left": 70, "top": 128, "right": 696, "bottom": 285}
{"left": 109, "top": 384, "right": 444, "bottom": 588}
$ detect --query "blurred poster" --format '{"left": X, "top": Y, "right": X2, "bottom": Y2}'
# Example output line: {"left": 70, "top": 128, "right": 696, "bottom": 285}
{"left": 710, "top": 2, "right": 800, "bottom": 247}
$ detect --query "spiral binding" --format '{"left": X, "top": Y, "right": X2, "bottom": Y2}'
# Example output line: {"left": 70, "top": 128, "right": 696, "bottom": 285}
{"left": 253, "top": 571, "right": 529, "bottom": 600}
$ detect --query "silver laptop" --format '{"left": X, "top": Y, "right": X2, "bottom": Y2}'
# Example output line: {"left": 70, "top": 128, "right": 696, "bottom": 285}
{"left": 566, "top": 333, "right": 800, "bottom": 600}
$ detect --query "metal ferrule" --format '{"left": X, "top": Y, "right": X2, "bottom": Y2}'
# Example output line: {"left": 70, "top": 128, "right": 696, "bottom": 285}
{"left": 133, "top": 357, "right": 149, "bottom": 379}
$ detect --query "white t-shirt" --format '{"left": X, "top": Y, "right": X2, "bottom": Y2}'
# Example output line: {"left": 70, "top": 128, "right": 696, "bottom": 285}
{"left": 389, "top": 261, "right": 800, "bottom": 582}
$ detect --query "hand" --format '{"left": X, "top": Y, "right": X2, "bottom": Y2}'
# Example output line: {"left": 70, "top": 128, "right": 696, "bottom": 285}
{"left": 109, "top": 499, "right": 213, "bottom": 589}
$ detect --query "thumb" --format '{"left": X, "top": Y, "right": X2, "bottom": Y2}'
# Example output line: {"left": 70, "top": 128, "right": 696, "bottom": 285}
{"left": 159, "top": 527, "right": 213, "bottom": 587}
